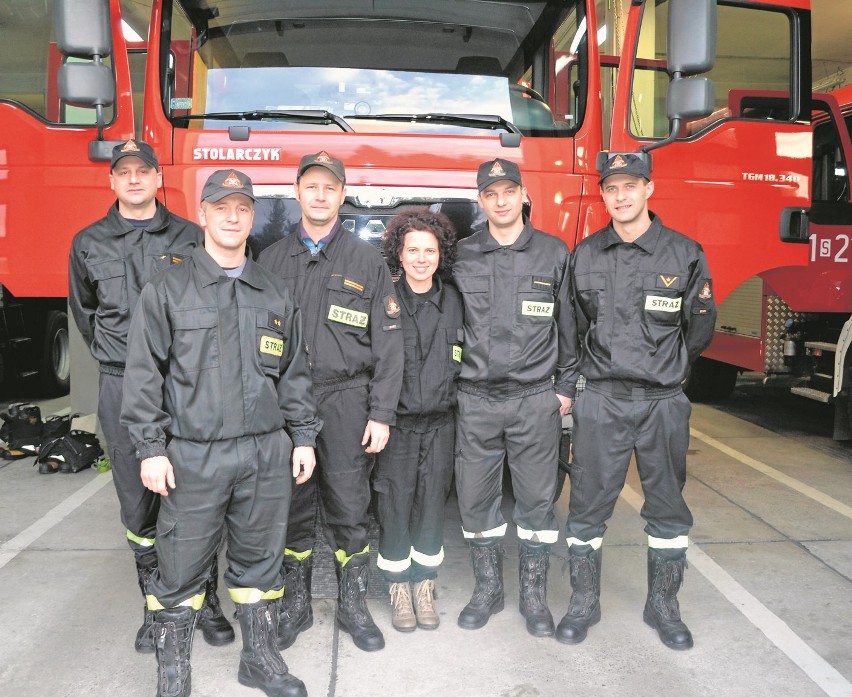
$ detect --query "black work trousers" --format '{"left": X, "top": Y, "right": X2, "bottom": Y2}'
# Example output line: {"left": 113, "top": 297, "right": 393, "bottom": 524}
{"left": 148, "top": 431, "right": 291, "bottom": 607}
{"left": 374, "top": 415, "right": 455, "bottom": 582}
{"left": 565, "top": 383, "right": 693, "bottom": 542}
{"left": 100, "top": 371, "right": 158, "bottom": 564}
{"left": 286, "top": 380, "right": 373, "bottom": 556}
{"left": 455, "top": 383, "right": 560, "bottom": 541}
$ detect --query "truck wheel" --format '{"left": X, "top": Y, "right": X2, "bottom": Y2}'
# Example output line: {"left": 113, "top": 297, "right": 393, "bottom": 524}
{"left": 709, "top": 363, "right": 738, "bottom": 401}
{"left": 683, "top": 357, "right": 715, "bottom": 401}
{"left": 684, "top": 358, "right": 738, "bottom": 402}
{"left": 40, "top": 310, "right": 70, "bottom": 396}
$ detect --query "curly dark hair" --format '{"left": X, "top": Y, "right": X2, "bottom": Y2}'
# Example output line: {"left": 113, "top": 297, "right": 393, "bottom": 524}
{"left": 382, "top": 208, "right": 458, "bottom": 272}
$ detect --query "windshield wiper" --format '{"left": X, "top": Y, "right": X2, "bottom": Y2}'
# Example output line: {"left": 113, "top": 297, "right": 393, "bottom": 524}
{"left": 173, "top": 110, "right": 354, "bottom": 132}
{"left": 347, "top": 113, "right": 521, "bottom": 134}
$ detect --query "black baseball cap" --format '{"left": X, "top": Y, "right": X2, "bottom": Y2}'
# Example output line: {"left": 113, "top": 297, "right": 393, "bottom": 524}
{"left": 200, "top": 170, "right": 256, "bottom": 203}
{"left": 477, "top": 158, "right": 523, "bottom": 192}
{"left": 598, "top": 153, "right": 651, "bottom": 185}
{"left": 111, "top": 139, "right": 159, "bottom": 170}
{"left": 297, "top": 151, "right": 346, "bottom": 183}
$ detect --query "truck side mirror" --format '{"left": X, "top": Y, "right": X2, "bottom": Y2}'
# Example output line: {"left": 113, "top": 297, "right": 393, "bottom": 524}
{"left": 668, "top": 0, "right": 716, "bottom": 76}
{"left": 54, "top": 0, "right": 112, "bottom": 58}
{"left": 667, "top": 76, "right": 714, "bottom": 122}
{"left": 58, "top": 62, "right": 115, "bottom": 109}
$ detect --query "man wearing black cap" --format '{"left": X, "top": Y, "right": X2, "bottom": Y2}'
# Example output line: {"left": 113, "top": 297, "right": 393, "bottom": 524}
{"left": 122, "top": 169, "right": 320, "bottom": 697}
{"left": 557, "top": 153, "right": 716, "bottom": 650}
{"left": 258, "top": 152, "right": 403, "bottom": 652}
{"left": 452, "top": 158, "right": 577, "bottom": 637}
{"left": 69, "top": 140, "right": 234, "bottom": 654}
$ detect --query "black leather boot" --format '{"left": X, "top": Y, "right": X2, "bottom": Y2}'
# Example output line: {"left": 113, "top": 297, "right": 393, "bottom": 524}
{"left": 277, "top": 555, "right": 313, "bottom": 650}
{"left": 335, "top": 554, "right": 385, "bottom": 652}
{"left": 236, "top": 601, "right": 307, "bottom": 697}
{"left": 134, "top": 557, "right": 157, "bottom": 653}
{"left": 457, "top": 538, "right": 504, "bottom": 630}
{"left": 555, "top": 544, "right": 602, "bottom": 644}
{"left": 643, "top": 547, "right": 693, "bottom": 650}
{"left": 153, "top": 606, "right": 197, "bottom": 697}
{"left": 518, "top": 540, "right": 554, "bottom": 637}
{"left": 197, "top": 555, "right": 235, "bottom": 646}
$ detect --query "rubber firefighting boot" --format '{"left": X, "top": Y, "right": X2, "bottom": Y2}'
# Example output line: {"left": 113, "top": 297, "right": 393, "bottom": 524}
{"left": 135, "top": 556, "right": 158, "bottom": 653}
{"left": 197, "top": 555, "right": 235, "bottom": 646}
{"left": 235, "top": 600, "right": 307, "bottom": 697}
{"left": 335, "top": 553, "right": 385, "bottom": 651}
{"left": 153, "top": 606, "right": 197, "bottom": 697}
{"left": 457, "top": 538, "right": 504, "bottom": 630}
{"left": 518, "top": 540, "right": 555, "bottom": 637}
{"left": 555, "top": 544, "right": 602, "bottom": 644}
{"left": 276, "top": 554, "right": 313, "bottom": 650}
{"left": 643, "top": 547, "right": 694, "bottom": 650}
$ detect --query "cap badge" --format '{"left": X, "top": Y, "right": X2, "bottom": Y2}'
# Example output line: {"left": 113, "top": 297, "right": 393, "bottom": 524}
{"left": 488, "top": 161, "right": 506, "bottom": 178}
{"left": 223, "top": 171, "right": 243, "bottom": 188}
{"left": 315, "top": 151, "right": 333, "bottom": 164}
{"left": 610, "top": 154, "right": 627, "bottom": 169}
{"left": 121, "top": 139, "right": 140, "bottom": 152}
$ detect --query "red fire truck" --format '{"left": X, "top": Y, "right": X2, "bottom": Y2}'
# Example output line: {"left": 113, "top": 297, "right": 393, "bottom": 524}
{"left": 0, "top": 0, "right": 821, "bottom": 414}
{"left": 688, "top": 86, "right": 852, "bottom": 439}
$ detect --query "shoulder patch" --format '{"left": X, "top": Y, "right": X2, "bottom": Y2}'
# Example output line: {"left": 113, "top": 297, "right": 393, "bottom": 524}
{"left": 698, "top": 280, "right": 713, "bottom": 302}
{"left": 385, "top": 296, "right": 401, "bottom": 318}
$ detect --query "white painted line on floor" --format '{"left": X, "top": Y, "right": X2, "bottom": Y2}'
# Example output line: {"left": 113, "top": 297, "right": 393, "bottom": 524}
{"left": 622, "top": 484, "right": 852, "bottom": 697}
{"left": 0, "top": 471, "right": 113, "bottom": 570}
{"left": 690, "top": 428, "right": 852, "bottom": 521}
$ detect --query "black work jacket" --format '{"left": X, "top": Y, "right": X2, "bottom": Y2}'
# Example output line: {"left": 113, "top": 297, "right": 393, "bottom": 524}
{"left": 394, "top": 275, "right": 464, "bottom": 420}
{"left": 121, "top": 247, "right": 321, "bottom": 459}
{"left": 452, "top": 220, "right": 578, "bottom": 397}
{"left": 258, "top": 222, "right": 403, "bottom": 425}
{"left": 69, "top": 201, "right": 202, "bottom": 370}
{"left": 570, "top": 213, "right": 717, "bottom": 388}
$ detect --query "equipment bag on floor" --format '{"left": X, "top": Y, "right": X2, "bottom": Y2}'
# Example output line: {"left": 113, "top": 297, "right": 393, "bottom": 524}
{"left": 0, "top": 403, "right": 43, "bottom": 459}
{"left": 36, "top": 430, "right": 104, "bottom": 474}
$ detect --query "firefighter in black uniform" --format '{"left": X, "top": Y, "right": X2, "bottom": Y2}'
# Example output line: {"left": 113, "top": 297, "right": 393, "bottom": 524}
{"left": 121, "top": 170, "right": 320, "bottom": 697}
{"left": 453, "top": 159, "right": 576, "bottom": 637}
{"left": 68, "top": 139, "right": 233, "bottom": 653}
{"left": 557, "top": 153, "right": 716, "bottom": 650}
{"left": 258, "top": 152, "right": 403, "bottom": 652}
{"left": 375, "top": 209, "right": 463, "bottom": 632}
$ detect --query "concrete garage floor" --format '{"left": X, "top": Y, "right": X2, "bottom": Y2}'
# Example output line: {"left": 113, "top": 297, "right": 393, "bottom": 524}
{"left": 0, "top": 396, "right": 850, "bottom": 697}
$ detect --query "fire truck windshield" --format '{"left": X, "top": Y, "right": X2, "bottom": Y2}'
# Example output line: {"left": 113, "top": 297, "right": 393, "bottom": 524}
{"left": 163, "top": 0, "right": 571, "bottom": 137}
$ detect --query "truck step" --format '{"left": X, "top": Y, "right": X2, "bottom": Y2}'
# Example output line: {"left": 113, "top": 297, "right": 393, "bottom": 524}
{"left": 804, "top": 341, "right": 837, "bottom": 353}
{"left": 790, "top": 386, "right": 832, "bottom": 403}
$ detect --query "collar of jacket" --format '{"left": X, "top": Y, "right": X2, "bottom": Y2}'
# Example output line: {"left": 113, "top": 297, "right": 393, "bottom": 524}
{"left": 601, "top": 212, "right": 662, "bottom": 253}
{"left": 479, "top": 218, "right": 535, "bottom": 253}
{"left": 191, "top": 245, "right": 267, "bottom": 290}
{"left": 289, "top": 218, "right": 343, "bottom": 258}
{"left": 397, "top": 273, "right": 446, "bottom": 315}
{"left": 106, "top": 199, "right": 171, "bottom": 236}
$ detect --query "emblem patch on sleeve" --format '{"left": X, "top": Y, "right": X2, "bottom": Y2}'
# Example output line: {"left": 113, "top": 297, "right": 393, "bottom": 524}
{"left": 385, "top": 296, "right": 401, "bottom": 318}
{"left": 698, "top": 281, "right": 713, "bottom": 301}
{"left": 260, "top": 335, "right": 284, "bottom": 357}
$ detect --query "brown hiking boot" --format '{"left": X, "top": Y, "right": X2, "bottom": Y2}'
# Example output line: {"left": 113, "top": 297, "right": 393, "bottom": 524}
{"left": 413, "top": 579, "right": 439, "bottom": 630}
{"left": 389, "top": 582, "right": 416, "bottom": 632}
